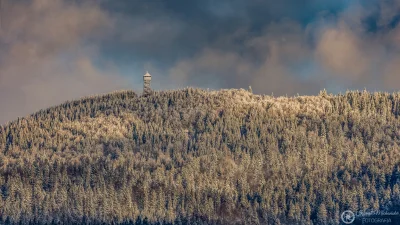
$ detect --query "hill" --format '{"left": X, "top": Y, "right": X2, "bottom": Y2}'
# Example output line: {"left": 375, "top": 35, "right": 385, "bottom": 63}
{"left": 0, "top": 88, "right": 400, "bottom": 224}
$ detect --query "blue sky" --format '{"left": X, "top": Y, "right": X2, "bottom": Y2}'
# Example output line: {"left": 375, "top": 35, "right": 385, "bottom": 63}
{"left": 0, "top": 0, "right": 400, "bottom": 123}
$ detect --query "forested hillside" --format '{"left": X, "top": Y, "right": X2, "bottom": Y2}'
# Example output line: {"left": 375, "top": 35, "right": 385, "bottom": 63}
{"left": 0, "top": 88, "right": 400, "bottom": 224}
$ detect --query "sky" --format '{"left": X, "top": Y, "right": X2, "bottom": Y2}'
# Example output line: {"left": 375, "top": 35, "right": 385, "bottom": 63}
{"left": 1, "top": 0, "right": 400, "bottom": 124}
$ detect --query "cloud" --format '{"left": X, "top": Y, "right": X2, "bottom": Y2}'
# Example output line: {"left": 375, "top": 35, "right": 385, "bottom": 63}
{"left": 3, "top": 0, "right": 400, "bottom": 124}
{"left": 315, "top": 23, "right": 371, "bottom": 80}
{"left": 313, "top": 0, "right": 400, "bottom": 90}
{"left": 168, "top": 20, "right": 324, "bottom": 96}
{"left": 168, "top": 48, "right": 247, "bottom": 89}
{"left": 0, "top": 0, "right": 130, "bottom": 125}
{"left": 167, "top": 0, "right": 400, "bottom": 94}
{"left": 382, "top": 57, "right": 400, "bottom": 89}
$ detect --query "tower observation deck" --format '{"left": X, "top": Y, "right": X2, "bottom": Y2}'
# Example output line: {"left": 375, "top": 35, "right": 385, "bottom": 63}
{"left": 143, "top": 71, "right": 152, "bottom": 96}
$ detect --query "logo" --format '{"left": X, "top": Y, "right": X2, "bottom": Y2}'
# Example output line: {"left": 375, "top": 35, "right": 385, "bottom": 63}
{"left": 341, "top": 210, "right": 356, "bottom": 224}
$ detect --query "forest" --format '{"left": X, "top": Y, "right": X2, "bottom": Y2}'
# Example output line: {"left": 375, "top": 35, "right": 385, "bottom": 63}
{"left": 0, "top": 88, "right": 400, "bottom": 224}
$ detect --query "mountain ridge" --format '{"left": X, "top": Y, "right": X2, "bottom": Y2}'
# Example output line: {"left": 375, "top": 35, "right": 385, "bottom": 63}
{"left": 0, "top": 88, "right": 400, "bottom": 224}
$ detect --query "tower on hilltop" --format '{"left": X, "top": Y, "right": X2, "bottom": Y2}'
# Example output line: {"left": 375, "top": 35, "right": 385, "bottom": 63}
{"left": 143, "top": 71, "right": 152, "bottom": 95}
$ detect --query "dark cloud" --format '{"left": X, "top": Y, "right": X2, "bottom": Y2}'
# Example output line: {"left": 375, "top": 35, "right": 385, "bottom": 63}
{"left": 167, "top": 19, "right": 326, "bottom": 96}
{"left": 156, "top": 0, "right": 400, "bottom": 94}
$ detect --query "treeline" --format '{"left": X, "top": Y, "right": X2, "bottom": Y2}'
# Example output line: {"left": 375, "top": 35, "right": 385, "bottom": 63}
{"left": 0, "top": 88, "right": 400, "bottom": 224}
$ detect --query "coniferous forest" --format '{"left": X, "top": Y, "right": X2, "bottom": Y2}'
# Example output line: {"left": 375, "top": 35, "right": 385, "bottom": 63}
{"left": 1, "top": 88, "right": 400, "bottom": 224}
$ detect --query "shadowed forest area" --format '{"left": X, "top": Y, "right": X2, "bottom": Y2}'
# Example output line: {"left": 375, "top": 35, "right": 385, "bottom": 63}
{"left": 0, "top": 88, "right": 400, "bottom": 224}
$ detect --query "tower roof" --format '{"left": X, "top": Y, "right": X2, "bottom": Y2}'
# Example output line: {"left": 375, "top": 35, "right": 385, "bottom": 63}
{"left": 144, "top": 71, "right": 151, "bottom": 77}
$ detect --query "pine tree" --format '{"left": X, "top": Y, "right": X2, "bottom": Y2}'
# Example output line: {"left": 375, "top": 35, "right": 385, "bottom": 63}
{"left": 317, "top": 203, "right": 328, "bottom": 225}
